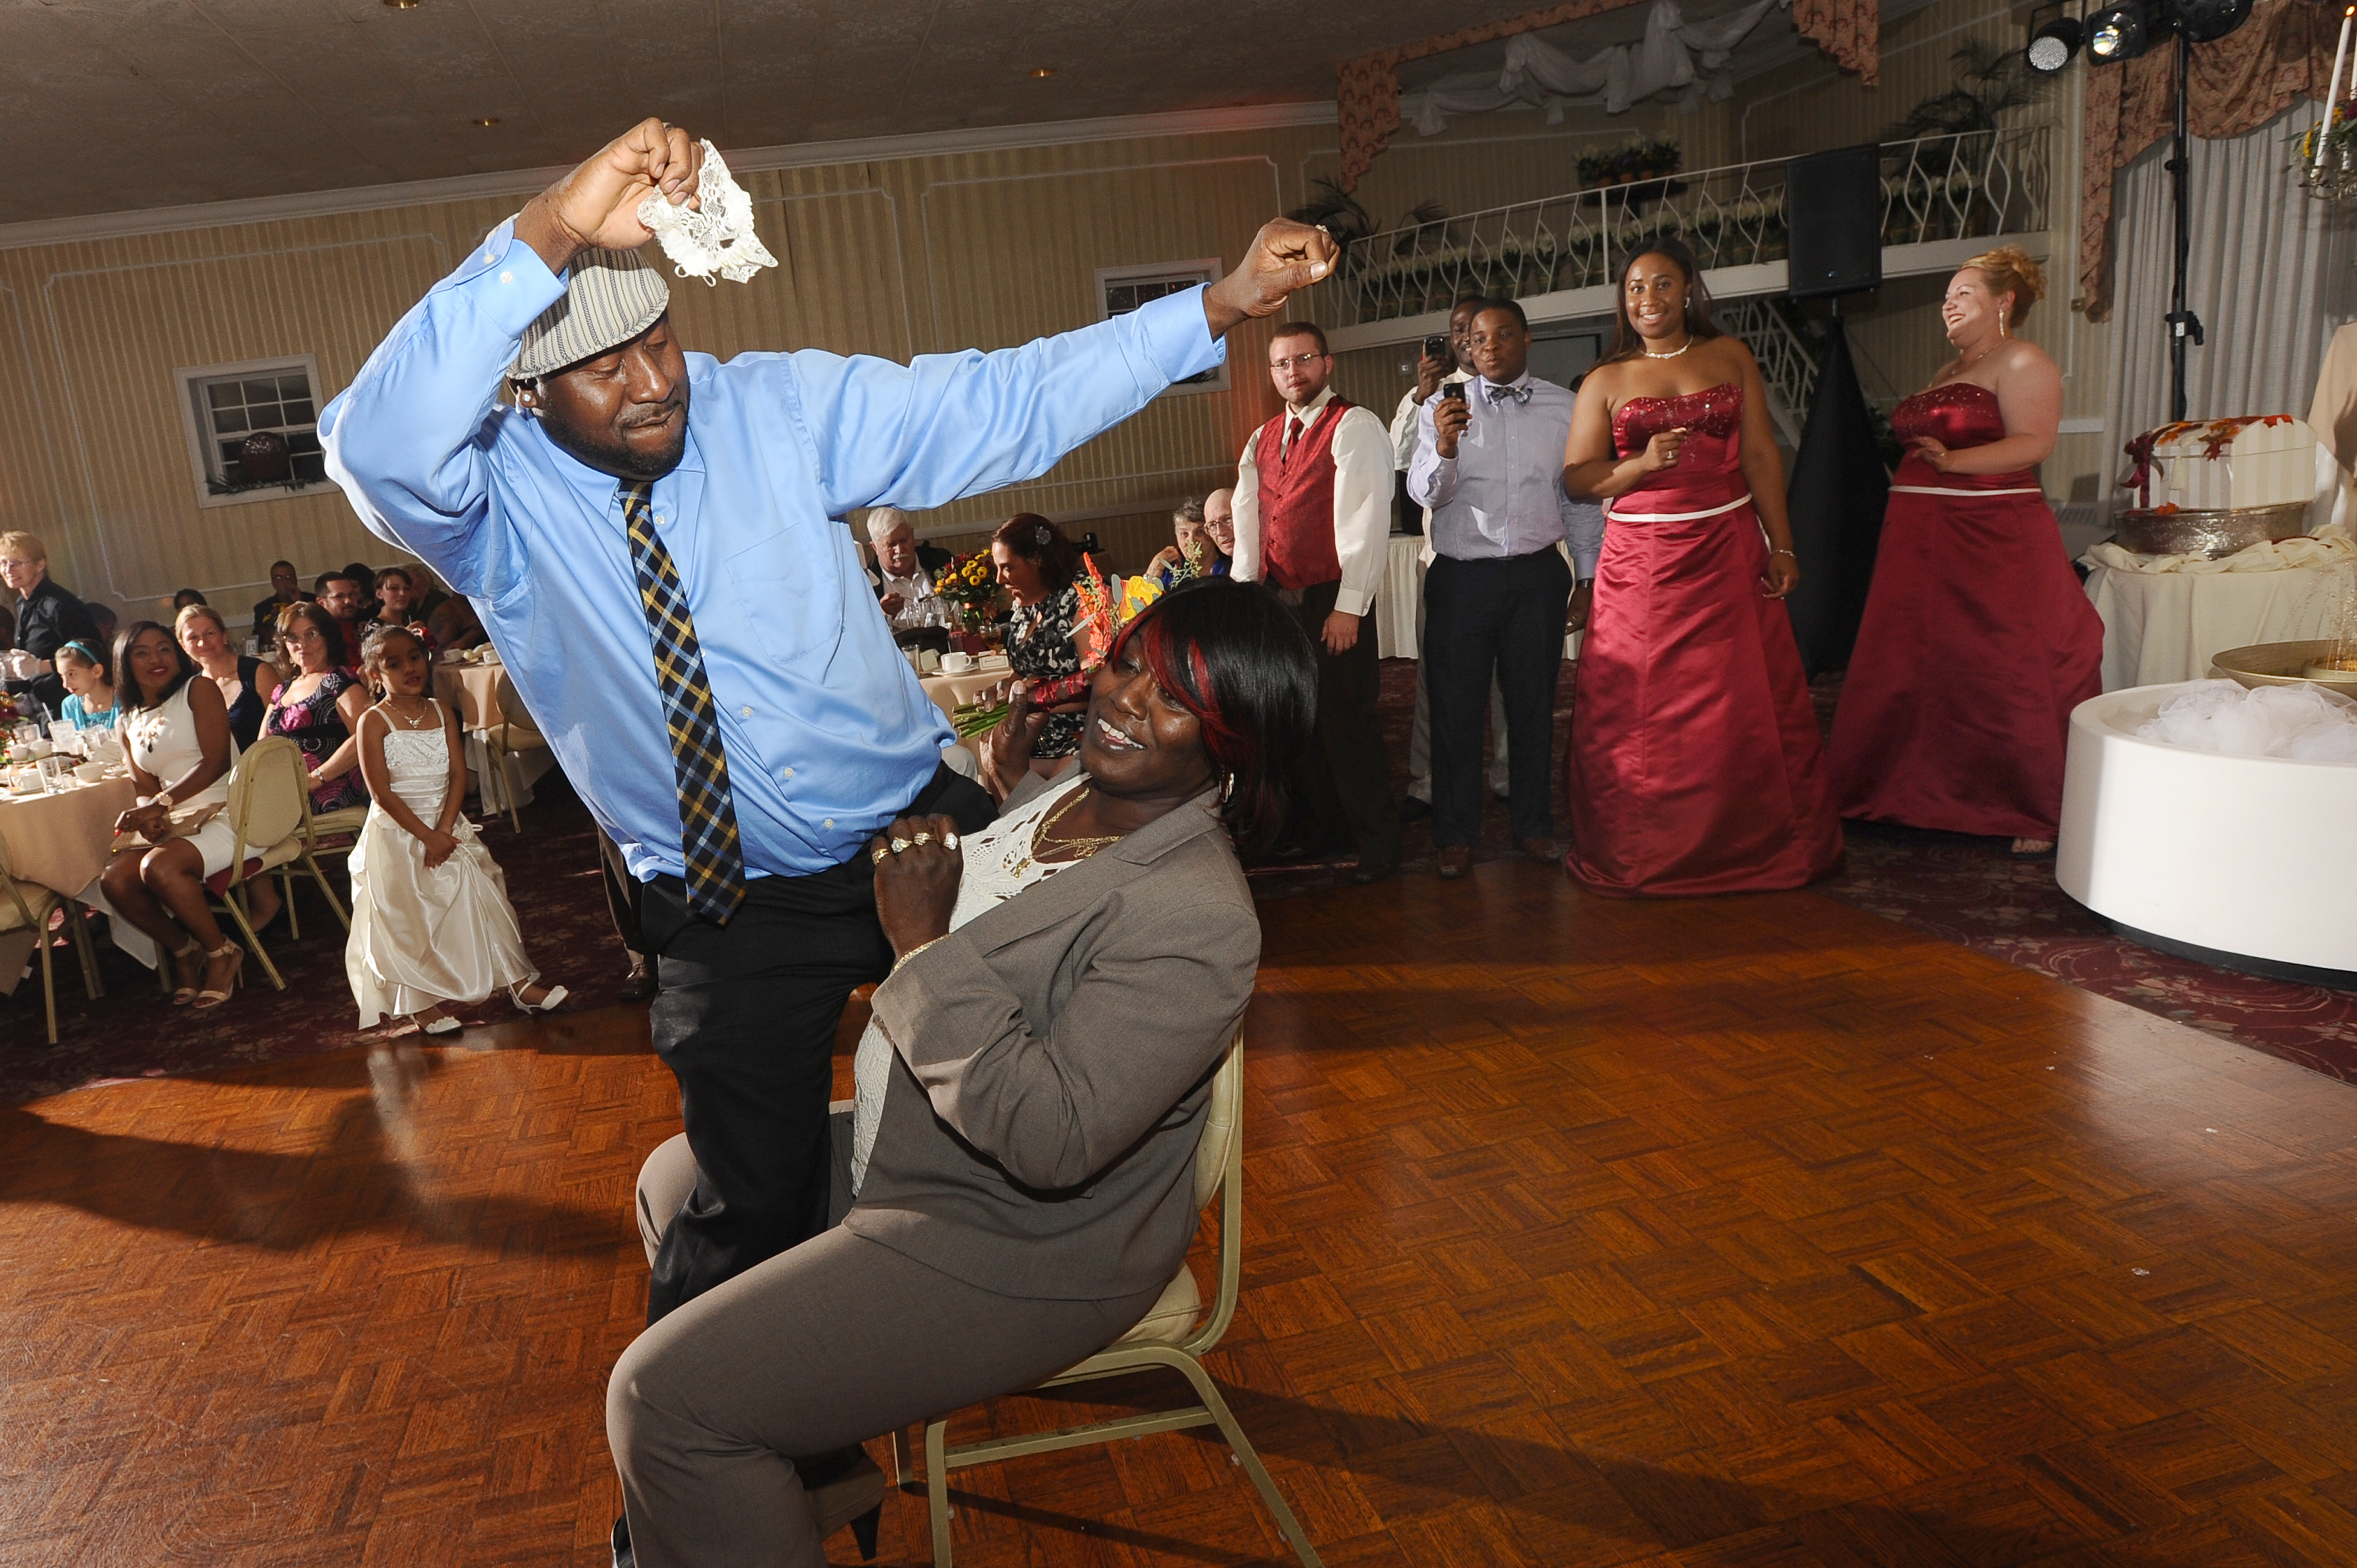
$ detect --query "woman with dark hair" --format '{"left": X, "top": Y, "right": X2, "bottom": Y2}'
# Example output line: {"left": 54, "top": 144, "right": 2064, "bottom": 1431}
{"left": 608, "top": 577, "right": 1316, "bottom": 1567}
{"left": 171, "top": 587, "right": 207, "bottom": 611}
{"left": 97, "top": 622, "right": 249, "bottom": 1008}
{"left": 54, "top": 639, "right": 117, "bottom": 731}
{"left": 1560, "top": 241, "right": 1839, "bottom": 895}
{"left": 990, "top": 512, "right": 1089, "bottom": 767}
{"left": 263, "top": 601, "right": 371, "bottom": 813}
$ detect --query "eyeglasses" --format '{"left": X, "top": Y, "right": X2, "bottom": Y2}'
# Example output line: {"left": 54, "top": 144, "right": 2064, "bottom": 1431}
{"left": 1267, "top": 352, "right": 1329, "bottom": 370}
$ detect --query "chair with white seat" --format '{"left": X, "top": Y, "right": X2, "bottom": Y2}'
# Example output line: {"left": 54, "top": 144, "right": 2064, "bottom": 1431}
{"left": 481, "top": 672, "right": 549, "bottom": 833}
{"left": 205, "top": 737, "right": 347, "bottom": 989}
{"left": 902, "top": 1033, "right": 1320, "bottom": 1567}
{"left": 0, "top": 833, "right": 102, "bottom": 1044}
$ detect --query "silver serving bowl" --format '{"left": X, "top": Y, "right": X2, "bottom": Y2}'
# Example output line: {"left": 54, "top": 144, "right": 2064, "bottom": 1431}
{"left": 2209, "top": 639, "right": 2357, "bottom": 695}
{"left": 2114, "top": 501, "right": 2310, "bottom": 560}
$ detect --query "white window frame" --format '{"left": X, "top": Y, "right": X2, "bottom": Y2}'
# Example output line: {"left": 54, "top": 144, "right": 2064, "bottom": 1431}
{"left": 1095, "top": 259, "right": 1229, "bottom": 396}
{"left": 172, "top": 354, "right": 336, "bottom": 510}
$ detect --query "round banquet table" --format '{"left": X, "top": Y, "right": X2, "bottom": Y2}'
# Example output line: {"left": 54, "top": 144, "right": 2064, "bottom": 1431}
{"left": 0, "top": 773, "right": 138, "bottom": 897}
{"left": 431, "top": 659, "right": 553, "bottom": 813}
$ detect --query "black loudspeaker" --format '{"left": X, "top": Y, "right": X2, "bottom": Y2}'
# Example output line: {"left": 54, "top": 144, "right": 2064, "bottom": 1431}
{"left": 1784, "top": 145, "right": 1882, "bottom": 301}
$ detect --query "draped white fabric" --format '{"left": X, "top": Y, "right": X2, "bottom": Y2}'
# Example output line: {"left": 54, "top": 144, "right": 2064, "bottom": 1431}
{"left": 2103, "top": 104, "right": 2357, "bottom": 520}
{"left": 1403, "top": 0, "right": 1787, "bottom": 133}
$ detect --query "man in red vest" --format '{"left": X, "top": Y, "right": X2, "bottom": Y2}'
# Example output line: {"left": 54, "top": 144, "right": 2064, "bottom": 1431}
{"left": 1233, "top": 321, "right": 1399, "bottom": 882}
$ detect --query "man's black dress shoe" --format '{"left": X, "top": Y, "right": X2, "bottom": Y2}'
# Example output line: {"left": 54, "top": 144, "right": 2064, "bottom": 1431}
{"left": 611, "top": 1514, "right": 632, "bottom": 1568}
{"left": 620, "top": 953, "right": 656, "bottom": 1002}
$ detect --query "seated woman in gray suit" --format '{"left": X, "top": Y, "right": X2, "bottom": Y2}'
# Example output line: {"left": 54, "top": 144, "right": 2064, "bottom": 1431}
{"left": 608, "top": 578, "right": 1317, "bottom": 1568}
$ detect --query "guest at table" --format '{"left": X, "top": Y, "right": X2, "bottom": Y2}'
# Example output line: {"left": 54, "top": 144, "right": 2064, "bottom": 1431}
{"left": 363, "top": 566, "right": 438, "bottom": 653}
{"left": 265, "top": 602, "right": 370, "bottom": 814}
{"left": 1145, "top": 498, "right": 1231, "bottom": 588}
{"left": 177, "top": 604, "right": 278, "bottom": 751}
{"left": 171, "top": 589, "right": 207, "bottom": 613}
{"left": 428, "top": 592, "right": 489, "bottom": 653}
{"left": 250, "top": 560, "right": 305, "bottom": 642}
{"left": 401, "top": 561, "right": 451, "bottom": 627}
{"left": 1, "top": 529, "right": 101, "bottom": 715}
{"left": 608, "top": 577, "right": 1314, "bottom": 1567}
{"left": 312, "top": 572, "right": 366, "bottom": 668}
{"left": 1561, "top": 243, "right": 1840, "bottom": 895}
{"left": 1203, "top": 487, "right": 1236, "bottom": 563}
{"left": 994, "top": 513, "right": 1088, "bottom": 767}
{"left": 87, "top": 603, "right": 117, "bottom": 652}
{"left": 55, "top": 640, "right": 117, "bottom": 731}
{"left": 98, "top": 622, "right": 251, "bottom": 1009}
{"left": 342, "top": 561, "right": 381, "bottom": 620}
{"left": 866, "top": 507, "right": 953, "bottom": 638}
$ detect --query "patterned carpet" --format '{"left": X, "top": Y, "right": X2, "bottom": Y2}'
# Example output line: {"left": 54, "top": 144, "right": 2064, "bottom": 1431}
{"left": 7, "top": 661, "right": 2355, "bottom": 1102}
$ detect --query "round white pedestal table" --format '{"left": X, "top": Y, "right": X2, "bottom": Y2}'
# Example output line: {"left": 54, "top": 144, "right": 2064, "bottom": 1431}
{"left": 2056, "top": 682, "right": 2357, "bottom": 982}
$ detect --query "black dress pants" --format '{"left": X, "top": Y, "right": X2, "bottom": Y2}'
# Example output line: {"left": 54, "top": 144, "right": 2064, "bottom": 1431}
{"left": 1423, "top": 548, "right": 1572, "bottom": 848}
{"left": 639, "top": 761, "right": 994, "bottom": 1324}
{"left": 599, "top": 828, "right": 646, "bottom": 958}
{"left": 1280, "top": 579, "right": 1400, "bottom": 871}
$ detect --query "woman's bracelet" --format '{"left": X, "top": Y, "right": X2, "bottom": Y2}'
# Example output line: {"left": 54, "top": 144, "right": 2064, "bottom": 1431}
{"left": 892, "top": 936, "right": 946, "bottom": 973}
{"left": 1770, "top": 548, "right": 1796, "bottom": 559}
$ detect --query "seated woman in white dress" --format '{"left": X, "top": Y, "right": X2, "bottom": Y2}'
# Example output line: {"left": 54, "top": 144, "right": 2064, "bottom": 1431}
{"left": 344, "top": 626, "right": 565, "bottom": 1035}
{"left": 97, "top": 622, "right": 246, "bottom": 1009}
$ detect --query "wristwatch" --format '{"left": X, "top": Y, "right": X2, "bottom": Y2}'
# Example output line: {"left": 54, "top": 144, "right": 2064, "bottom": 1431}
{"left": 153, "top": 790, "right": 176, "bottom": 811}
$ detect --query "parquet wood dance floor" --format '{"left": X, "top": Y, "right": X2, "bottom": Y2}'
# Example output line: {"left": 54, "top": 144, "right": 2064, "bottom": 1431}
{"left": 3, "top": 864, "right": 2356, "bottom": 1566}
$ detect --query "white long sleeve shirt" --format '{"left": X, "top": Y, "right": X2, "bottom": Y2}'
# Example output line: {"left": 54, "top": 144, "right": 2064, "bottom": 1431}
{"left": 1408, "top": 372, "right": 1603, "bottom": 578}
{"left": 1232, "top": 386, "right": 1394, "bottom": 617}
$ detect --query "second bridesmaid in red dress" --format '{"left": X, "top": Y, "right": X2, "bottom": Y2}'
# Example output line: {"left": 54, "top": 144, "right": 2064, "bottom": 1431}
{"left": 1826, "top": 247, "right": 2102, "bottom": 855}
{"left": 1561, "top": 241, "right": 1841, "bottom": 895}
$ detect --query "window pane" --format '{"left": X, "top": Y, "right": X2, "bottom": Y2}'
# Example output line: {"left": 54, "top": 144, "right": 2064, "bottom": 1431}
{"left": 280, "top": 398, "right": 313, "bottom": 425}
{"left": 241, "top": 379, "right": 279, "bottom": 405}
{"left": 212, "top": 409, "right": 245, "bottom": 435}
{"left": 291, "top": 452, "right": 327, "bottom": 484}
{"left": 277, "top": 373, "right": 311, "bottom": 399}
{"left": 247, "top": 403, "right": 283, "bottom": 430}
{"left": 284, "top": 431, "right": 322, "bottom": 455}
{"left": 207, "top": 382, "right": 242, "bottom": 411}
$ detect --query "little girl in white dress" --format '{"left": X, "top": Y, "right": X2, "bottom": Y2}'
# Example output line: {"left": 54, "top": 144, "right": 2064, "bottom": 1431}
{"left": 346, "top": 626, "right": 565, "bottom": 1034}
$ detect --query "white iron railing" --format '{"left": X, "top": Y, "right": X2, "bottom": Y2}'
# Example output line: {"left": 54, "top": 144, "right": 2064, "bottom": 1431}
{"left": 1720, "top": 298, "right": 1818, "bottom": 444}
{"left": 1315, "top": 127, "right": 2052, "bottom": 331}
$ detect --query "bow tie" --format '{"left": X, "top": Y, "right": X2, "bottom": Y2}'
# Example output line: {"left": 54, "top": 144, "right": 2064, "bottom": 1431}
{"left": 1485, "top": 383, "right": 1532, "bottom": 405}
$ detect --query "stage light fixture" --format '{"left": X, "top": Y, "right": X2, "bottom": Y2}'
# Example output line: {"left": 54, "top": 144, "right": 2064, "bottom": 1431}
{"left": 2027, "top": 11, "right": 2084, "bottom": 71}
{"left": 2085, "top": 0, "right": 2152, "bottom": 62}
{"left": 2172, "top": 0, "right": 2253, "bottom": 42}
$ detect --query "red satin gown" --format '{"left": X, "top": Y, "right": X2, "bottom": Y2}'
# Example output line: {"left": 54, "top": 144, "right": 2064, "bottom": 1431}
{"left": 1566, "top": 384, "right": 1843, "bottom": 896}
{"left": 1827, "top": 381, "right": 2103, "bottom": 839}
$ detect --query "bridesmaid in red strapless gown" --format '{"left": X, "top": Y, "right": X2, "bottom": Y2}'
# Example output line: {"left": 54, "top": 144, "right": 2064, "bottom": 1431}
{"left": 1565, "top": 383, "right": 1843, "bottom": 895}
{"left": 1827, "top": 381, "right": 2103, "bottom": 840}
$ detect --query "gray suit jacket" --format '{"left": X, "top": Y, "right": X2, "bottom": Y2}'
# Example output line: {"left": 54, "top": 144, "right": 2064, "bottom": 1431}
{"left": 847, "top": 773, "right": 1258, "bottom": 1301}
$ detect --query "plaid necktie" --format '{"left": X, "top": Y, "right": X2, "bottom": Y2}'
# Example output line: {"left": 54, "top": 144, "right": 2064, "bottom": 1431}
{"left": 620, "top": 482, "right": 747, "bottom": 924}
{"left": 1486, "top": 383, "right": 1533, "bottom": 405}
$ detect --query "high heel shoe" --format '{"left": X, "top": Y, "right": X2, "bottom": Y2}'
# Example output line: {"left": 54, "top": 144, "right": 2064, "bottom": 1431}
{"left": 410, "top": 1008, "right": 462, "bottom": 1036}
{"left": 191, "top": 941, "right": 243, "bottom": 1010}
{"left": 508, "top": 981, "right": 568, "bottom": 1015}
{"left": 803, "top": 1450, "right": 886, "bottom": 1561}
{"left": 168, "top": 936, "right": 204, "bottom": 1006}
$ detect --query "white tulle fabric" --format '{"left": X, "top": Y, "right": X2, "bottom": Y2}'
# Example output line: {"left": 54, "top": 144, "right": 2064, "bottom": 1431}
{"left": 2135, "top": 679, "right": 2357, "bottom": 763}
{"left": 637, "top": 141, "right": 777, "bottom": 285}
{"left": 849, "top": 773, "right": 1088, "bottom": 1194}
{"left": 345, "top": 709, "right": 539, "bottom": 1024}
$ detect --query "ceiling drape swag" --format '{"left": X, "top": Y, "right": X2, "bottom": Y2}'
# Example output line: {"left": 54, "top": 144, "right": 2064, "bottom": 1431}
{"left": 2078, "top": 0, "right": 2339, "bottom": 322}
{"left": 1335, "top": 0, "right": 1880, "bottom": 189}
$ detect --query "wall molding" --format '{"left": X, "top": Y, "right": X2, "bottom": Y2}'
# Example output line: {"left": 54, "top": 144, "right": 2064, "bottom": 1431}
{"left": 0, "top": 101, "right": 1337, "bottom": 255}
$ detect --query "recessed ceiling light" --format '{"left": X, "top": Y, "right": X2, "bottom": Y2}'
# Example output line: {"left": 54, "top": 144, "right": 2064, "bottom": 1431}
{"left": 383, "top": 0, "right": 420, "bottom": 8}
{"left": 1030, "top": 67, "right": 1056, "bottom": 78}
{"left": 473, "top": 116, "right": 501, "bottom": 127}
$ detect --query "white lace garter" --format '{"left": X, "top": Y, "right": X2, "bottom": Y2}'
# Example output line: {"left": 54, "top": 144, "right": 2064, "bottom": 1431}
{"left": 638, "top": 141, "right": 777, "bottom": 285}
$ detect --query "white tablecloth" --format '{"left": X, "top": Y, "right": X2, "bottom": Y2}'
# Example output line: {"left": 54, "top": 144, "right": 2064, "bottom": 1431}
{"left": 1376, "top": 535, "right": 1422, "bottom": 659}
{"left": 2083, "top": 559, "right": 2349, "bottom": 690}
{"left": 433, "top": 659, "right": 554, "bottom": 813}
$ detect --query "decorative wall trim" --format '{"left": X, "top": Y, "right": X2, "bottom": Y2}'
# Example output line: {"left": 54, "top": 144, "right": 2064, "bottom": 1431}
{"left": 0, "top": 101, "right": 1338, "bottom": 254}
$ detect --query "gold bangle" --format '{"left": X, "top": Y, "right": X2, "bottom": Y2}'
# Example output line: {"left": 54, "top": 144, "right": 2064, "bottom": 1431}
{"left": 892, "top": 936, "right": 946, "bottom": 973}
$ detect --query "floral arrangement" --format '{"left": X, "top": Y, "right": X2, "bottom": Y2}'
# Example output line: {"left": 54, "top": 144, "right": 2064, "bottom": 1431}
{"left": 949, "top": 555, "right": 1166, "bottom": 736}
{"left": 930, "top": 551, "right": 1002, "bottom": 628}
{"left": 1577, "top": 135, "right": 1682, "bottom": 189}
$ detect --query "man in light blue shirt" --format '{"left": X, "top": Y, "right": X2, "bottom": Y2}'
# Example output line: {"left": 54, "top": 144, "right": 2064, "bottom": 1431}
{"left": 1407, "top": 298, "right": 1603, "bottom": 875}
{"left": 322, "top": 122, "right": 1336, "bottom": 1345}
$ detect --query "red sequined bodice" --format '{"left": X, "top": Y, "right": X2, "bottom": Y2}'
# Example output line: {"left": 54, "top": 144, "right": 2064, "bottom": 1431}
{"left": 1891, "top": 381, "right": 2034, "bottom": 489}
{"left": 1612, "top": 382, "right": 1746, "bottom": 508}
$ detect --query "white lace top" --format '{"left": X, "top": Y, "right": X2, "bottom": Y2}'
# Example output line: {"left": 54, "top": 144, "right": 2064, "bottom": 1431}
{"left": 372, "top": 701, "right": 453, "bottom": 818}
{"left": 850, "top": 773, "right": 1089, "bottom": 1193}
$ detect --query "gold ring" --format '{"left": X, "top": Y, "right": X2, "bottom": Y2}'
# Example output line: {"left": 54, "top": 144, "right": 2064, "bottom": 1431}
{"left": 889, "top": 837, "right": 910, "bottom": 854}
{"left": 870, "top": 845, "right": 889, "bottom": 865}
{"left": 911, "top": 832, "right": 933, "bottom": 847}
{"left": 943, "top": 833, "right": 961, "bottom": 851}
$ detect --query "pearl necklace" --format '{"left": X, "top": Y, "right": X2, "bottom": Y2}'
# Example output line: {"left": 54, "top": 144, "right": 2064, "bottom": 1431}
{"left": 1641, "top": 338, "right": 1694, "bottom": 360}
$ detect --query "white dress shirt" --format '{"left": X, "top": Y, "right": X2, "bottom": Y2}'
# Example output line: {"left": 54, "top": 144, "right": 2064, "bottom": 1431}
{"left": 1232, "top": 385, "right": 1394, "bottom": 617}
{"left": 1392, "top": 369, "right": 1471, "bottom": 566}
{"left": 877, "top": 566, "right": 948, "bottom": 629}
{"left": 1408, "top": 372, "right": 1603, "bottom": 578}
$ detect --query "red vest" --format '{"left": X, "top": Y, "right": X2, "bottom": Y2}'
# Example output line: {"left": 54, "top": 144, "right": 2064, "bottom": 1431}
{"left": 1254, "top": 397, "right": 1354, "bottom": 591}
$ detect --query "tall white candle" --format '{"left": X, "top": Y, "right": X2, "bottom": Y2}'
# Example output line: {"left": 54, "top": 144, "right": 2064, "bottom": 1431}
{"left": 2320, "top": 6, "right": 2354, "bottom": 171}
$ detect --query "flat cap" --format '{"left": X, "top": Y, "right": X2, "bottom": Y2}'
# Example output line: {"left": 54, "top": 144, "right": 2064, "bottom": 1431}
{"left": 513, "top": 245, "right": 670, "bottom": 379}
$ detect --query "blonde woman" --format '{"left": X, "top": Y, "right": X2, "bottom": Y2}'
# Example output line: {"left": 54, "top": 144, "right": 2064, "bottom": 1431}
{"left": 1826, "top": 246, "right": 2103, "bottom": 858}
{"left": 176, "top": 603, "right": 279, "bottom": 751}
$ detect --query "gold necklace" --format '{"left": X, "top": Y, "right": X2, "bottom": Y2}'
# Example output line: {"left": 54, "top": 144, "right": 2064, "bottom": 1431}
{"left": 1031, "top": 785, "right": 1124, "bottom": 862}
{"left": 387, "top": 697, "right": 434, "bottom": 730}
{"left": 1641, "top": 337, "right": 1693, "bottom": 359}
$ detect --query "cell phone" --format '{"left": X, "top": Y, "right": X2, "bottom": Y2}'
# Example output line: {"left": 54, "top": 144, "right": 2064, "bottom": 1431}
{"left": 1440, "top": 382, "right": 1467, "bottom": 404}
{"left": 1423, "top": 335, "right": 1449, "bottom": 360}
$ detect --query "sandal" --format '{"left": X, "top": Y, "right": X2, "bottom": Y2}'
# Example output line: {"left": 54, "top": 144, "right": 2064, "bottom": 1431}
{"left": 508, "top": 981, "right": 568, "bottom": 1015}
{"left": 191, "top": 941, "right": 243, "bottom": 1010}
{"left": 168, "top": 936, "right": 204, "bottom": 1007}
{"left": 409, "top": 1005, "right": 462, "bottom": 1036}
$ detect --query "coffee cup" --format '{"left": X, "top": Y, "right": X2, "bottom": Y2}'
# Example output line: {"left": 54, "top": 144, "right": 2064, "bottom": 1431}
{"left": 940, "top": 651, "right": 975, "bottom": 674}
{"left": 74, "top": 761, "right": 106, "bottom": 783}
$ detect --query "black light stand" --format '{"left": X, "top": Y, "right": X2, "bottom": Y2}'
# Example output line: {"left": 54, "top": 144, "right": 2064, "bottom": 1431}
{"left": 2163, "top": 30, "right": 2204, "bottom": 421}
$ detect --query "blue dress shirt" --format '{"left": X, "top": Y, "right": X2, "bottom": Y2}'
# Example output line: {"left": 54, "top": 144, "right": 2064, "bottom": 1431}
{"left": 1407, "top": 373, "right": 1603, "bottom": 577}
{"left": 322, "top": 216, "right": 1223, "bottom": 881}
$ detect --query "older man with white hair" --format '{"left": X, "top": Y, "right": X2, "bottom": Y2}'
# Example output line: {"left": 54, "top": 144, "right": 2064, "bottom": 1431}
{"left": 864, "top": 506, "right": 950, "bottom": 630}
